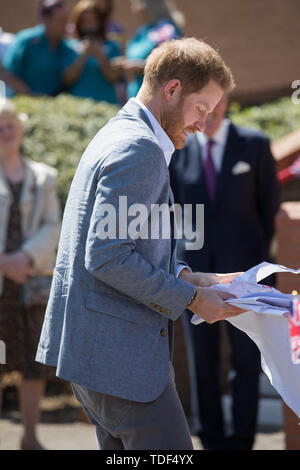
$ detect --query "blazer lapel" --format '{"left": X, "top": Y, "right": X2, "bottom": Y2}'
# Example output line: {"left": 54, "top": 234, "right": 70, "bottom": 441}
{"left": 124, "top": 100, "right": 178, "bottom": 268}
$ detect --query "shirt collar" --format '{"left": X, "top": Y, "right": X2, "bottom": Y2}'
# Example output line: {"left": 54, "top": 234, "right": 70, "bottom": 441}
{"left": 131, "top": 97, "right": 175, "bottom": 167}
{"left": 197, "top": 118, "right": 230, "bottom": 148}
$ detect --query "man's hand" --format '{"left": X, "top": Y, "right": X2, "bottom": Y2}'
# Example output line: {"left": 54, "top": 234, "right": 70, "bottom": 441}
{"left": 187, "top": 286, "right": 246, "bottom": 324}
{"left": 0, "top": 251, "right": 32, "bottom": 284}
{"left": 179, "top": 268, "right": 243, "bottom": 288}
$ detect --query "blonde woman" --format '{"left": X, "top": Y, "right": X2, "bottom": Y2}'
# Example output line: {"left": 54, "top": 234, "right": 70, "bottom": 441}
{"left": 0, "top": 99, "right": 61, "bottom": 450}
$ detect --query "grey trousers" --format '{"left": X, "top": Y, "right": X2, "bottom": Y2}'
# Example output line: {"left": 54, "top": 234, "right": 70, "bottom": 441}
{"left": 71, "top": 366, "right": 194, "bottom": 450}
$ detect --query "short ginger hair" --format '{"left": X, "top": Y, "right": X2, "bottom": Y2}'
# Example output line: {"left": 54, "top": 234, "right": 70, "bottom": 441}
{"left": 144, "top": 37, "right": 235, "bottom": 95}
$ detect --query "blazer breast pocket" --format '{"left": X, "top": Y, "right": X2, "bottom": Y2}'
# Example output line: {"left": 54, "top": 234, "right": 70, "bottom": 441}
{"left": 231, "top": 161, "right": 251, "bottom": 176}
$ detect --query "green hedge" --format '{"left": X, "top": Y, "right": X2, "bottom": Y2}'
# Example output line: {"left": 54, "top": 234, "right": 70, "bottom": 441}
{"left": 12, "top": 94, "right": 300, "bottom": 209}
{"left": 14, "top": 94, "right": 120, "bottom": 207}
{"left": 229, "top": 97, "right": 300, "bottom": 141}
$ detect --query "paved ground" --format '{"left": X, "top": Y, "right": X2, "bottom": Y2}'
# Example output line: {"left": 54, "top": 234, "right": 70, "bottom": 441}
{"left": 0, "top": 418, "right": 285, "bottom": 450}
{"left": 0, "top": 399, "right": 285, "bottom": 451}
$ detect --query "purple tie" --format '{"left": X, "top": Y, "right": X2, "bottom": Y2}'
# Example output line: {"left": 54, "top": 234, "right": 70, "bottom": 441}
{"left": 204, "top": 139, "right": 216, "bottom": 201}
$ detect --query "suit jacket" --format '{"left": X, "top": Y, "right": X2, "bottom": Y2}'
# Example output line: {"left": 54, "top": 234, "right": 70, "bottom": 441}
{"left": 169, "top": 122, "right": 280, "bottom": 273}
{"left": 0, "top": 157, "right": 61, "bottom": 296}
{"left": 36, "top": 100, "right": 195, "bottom": 402}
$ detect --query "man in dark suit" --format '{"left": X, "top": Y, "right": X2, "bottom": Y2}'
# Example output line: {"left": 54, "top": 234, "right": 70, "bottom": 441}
{"left": 169, "top": 95, "right": 280, "bottom": 450}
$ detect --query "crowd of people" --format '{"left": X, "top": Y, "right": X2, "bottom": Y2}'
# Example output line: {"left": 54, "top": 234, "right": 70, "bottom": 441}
{"left": 0, "top": 0, "right": 183, "bottom": 104}
{"left": 0, "top": 0, "right": 282, "bottom": 453}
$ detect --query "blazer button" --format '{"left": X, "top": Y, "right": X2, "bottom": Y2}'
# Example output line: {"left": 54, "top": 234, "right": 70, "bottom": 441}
{"left": 160, "top": 328, "right": 167, "bottom": 337}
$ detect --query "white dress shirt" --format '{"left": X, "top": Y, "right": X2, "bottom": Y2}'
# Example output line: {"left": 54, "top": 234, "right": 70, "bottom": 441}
{"left": 131, "top": 98, "right": 175, "bottom": 167}
{"left": 196, "top": 118, "right": 230, "bottom": 173}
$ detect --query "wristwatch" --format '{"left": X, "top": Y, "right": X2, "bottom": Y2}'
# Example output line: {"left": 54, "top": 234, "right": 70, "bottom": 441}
{"left": 186, "top": 288, "right": 197, "bottom": 308}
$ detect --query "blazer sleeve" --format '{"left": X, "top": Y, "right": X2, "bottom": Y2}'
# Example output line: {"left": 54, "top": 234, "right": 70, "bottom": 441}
{"left": 255, "top": 136, "right": 280, "bottom": 251}
{"left": 84, "top": 139, "right": 195, "bottom": 321}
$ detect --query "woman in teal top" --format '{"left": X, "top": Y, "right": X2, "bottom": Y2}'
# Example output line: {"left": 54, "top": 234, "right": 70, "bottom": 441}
{"left": 124, "top": 0, "right": 184, "bottom": 98}
{"left": 3, "top": 0, "right": 74, "bottom": 97}
{"left": 63, "top": 0, "right": 121, "bottom": 103}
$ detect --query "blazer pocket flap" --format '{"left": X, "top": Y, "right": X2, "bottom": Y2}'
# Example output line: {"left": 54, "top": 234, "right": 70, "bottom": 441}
{"left": 85, "top": 290, "right": 158, "bottom": 326}
{"left": 232, "top": 161, "right": 251, "bottom": 175}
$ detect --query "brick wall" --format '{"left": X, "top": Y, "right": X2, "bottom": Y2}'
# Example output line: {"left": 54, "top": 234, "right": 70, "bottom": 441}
{"left": 272, "top": 131, "right": 300, "bottom": 203}
{"left": 276, "top": 202, "right": 300, "bottom": 450}
{"left": 1, "top": 0, "right": 300, "bottom": 105}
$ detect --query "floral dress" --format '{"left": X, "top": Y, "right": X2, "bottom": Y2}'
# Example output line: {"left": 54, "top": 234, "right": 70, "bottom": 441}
{"left": 0, "top": 179, "right": 54, "bottom": 380}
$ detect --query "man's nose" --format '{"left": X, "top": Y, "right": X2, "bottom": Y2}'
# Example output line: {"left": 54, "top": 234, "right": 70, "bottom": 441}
{"left": 194, "top": 120, "right": 206, "bottom": 133}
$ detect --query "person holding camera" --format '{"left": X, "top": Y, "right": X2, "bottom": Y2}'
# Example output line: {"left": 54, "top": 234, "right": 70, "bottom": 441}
{"left": 3, "top": 0, "right": 73, "bottom": 97}
{"left": 62, "top": 0, "right": 121, "bottom": 103}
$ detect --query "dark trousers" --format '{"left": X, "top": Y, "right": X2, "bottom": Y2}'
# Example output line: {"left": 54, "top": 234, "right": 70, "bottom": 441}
{"left": 182, "top": 312, "right": 261, "bottom": 450}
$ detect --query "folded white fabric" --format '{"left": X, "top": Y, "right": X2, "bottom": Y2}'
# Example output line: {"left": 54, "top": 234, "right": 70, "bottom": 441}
{"left": 191, "top": 262, "right": 300, "bottom": 418}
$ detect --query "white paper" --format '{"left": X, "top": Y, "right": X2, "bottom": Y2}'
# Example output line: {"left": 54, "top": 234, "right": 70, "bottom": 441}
{"left": 192, "top": 262, "right": 299, "bottom": 324}
{"left": 191, "top": 262, "right": 300, "bottom": 418}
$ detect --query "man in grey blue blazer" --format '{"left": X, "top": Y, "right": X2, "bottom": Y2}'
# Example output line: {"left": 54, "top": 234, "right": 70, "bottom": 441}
{"left": 36, "top": 38, "right": 245, "bottom": 450}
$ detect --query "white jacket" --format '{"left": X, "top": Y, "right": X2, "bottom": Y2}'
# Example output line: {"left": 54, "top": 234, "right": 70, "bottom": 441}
{"left": 0, "top": 157, "right": 61, "bottom": 296}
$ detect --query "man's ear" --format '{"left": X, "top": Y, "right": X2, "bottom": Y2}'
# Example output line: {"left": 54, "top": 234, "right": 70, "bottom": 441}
{"left": 163, "top": 79, "right": 182, "bottom": 102}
